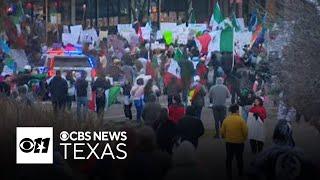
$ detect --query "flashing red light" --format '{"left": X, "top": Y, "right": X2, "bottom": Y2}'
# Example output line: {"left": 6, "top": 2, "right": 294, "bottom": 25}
{"left": 91, "top": 69, "right": 97, "bottom": 78}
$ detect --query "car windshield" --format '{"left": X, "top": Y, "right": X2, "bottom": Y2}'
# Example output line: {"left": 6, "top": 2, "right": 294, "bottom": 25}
{"left": 54, "top": 56, "right": 90, "bottom": 68}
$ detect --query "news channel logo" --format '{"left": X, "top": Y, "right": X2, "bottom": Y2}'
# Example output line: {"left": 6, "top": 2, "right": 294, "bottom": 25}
{"left": 16, "top": 127, "right": 53, "bottom": 164}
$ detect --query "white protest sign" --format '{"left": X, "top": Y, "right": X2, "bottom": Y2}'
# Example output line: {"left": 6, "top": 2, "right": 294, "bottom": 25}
{"left": 117, "top": 24, "right": 133, "bottom": 32}
{"left": 99, "top": 30, "right": 108, "bottom": 41}
{"left": 177, "top": 30, "right": 189, "bottom": 45}
{"left": 237, "top": 18, "right": 245, "bottom": 31}
{"left": 9, "top": 49, "right": 28, "bottom": 69}
{"left": 234, "top": 31, "right": 252, "bottom": 56}
{"left": 62, "top": 33, "right": 77, "bottom": 45}
{"left": 80, "top": 28, "right": 98, "bottom": 43}
{"left": 141, "top": 27, "right": 151, "bottom": 40}
{"left": 156, "top": 30, "right": 163, "bottom": 40}
{"left": 188, "top": 23, "right": 207, "bottom": 33}
{"left": 160, "top": 22, "right": 177, "bottom": 32}
{"left": 70, "top": 25, "right": 83, "bottom": 43}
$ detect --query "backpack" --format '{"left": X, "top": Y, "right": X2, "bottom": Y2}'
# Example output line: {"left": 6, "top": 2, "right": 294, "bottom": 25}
{"left": 96, "top": 87, "right": 105, "bottom": 99}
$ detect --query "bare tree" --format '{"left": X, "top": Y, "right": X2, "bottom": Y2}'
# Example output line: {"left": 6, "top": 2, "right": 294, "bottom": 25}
{"left": 269, "top": 0, "right": 320, "bottom": 131}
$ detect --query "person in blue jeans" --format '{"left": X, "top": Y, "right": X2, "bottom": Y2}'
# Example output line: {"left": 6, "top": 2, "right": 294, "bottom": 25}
{"left": 75, "top": 72, "right": 88, "bottom": 121}
{"left": 130, "top": 78, "right": 145, "bottom": 122}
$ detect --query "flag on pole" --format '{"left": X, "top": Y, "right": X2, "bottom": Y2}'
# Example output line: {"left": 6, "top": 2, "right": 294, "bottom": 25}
{"left": 231, "top": 12, "right": 241, "bottom": 32}
{"left": 189, "top": 9, "right": 196, "bottom": 24}
{"left": 195, "top": 33, "right": 212, "bottom": 54}
{"left": 220, "top": 28, "right": 234, "bottom": 52}
{"left": 208, "top": 28, "right": 234, "bottom": 53}
{"left": 209, "top": 2, "right": 224, "bottom": 29}
{"left": 174, "top": 48, "right": 184, "bottom": 62}
{"left": 248, "top": 10, "right": 258, "bottom": 32}
{"left": 163, "top": 59, "right": 182, "bottom": 87}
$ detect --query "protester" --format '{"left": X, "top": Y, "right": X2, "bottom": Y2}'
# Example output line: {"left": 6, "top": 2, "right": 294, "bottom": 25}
{"left": 227, "top": 68, "right": 241, "bottom": 104}
{"left": 220, "top": 104, "right": 248, "bottom": 180}
{"left": 131, "top": 78, "right": 145, "bottom": 122}
{"left": 155, "top": 108, "right": 177, "bottom": 154}
{"left": 168, "top": 94, "right": 185, "bottom": 124}
{"left": 253, "top": 74, "right": 264, "bottom": 96}
{"left": 65, "top": 71, "right": 75, "bottom": 111}
{"left": 190, "top": 76, "right": 206, "bottom": 120}
{"left": 75, "top": 71, "right": 88, "bottom": 121}
{"left": 92, "top": 74, "right": 111, "bottom": 119}
{"left": 17, "top": 85, "right": 34, "bottom": 106}
{"left": 176, "top": 106, "right": 204, "bottom": 148}
{"left": 248, "top": 97, "right": 267, "bottom": 154}
{"left": 166, "top": 77, "right": 181, "bottom": 106}
{"left": 48, "top": 70, "right": 68, "bottom": 114}
{"left": 0, "top": 75, "right": 11, "bottom": 97}
{"left": 143, "top": 79, "right": 156, "bottom": 103}
{"left": 122, "top": 80, "right": 133, "bottom": 120}
{"left": 238, "top": 88, "right": 255, "bottom": 121}
{"left": 142, "top": 94, "right": 162, "bottom": 126}
{"left": 209, "top": 77, "right": 230, "bottom": 138}
{"left": 207, "top": 65, "right": 215, "bottom": 90}
{"left": 248, "top": 120, "right": 319, "bottom": 180}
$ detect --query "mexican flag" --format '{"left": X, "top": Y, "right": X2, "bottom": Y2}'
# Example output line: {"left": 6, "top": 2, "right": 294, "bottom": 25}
{"left": 209, "top": 28, "right": 234, "bottom": 53}
{"left": 196, "top": 33, "right": 212, "bottom": 54}
{"left": 174, "top": 48, "right": 184, "bottom": 62}
{"left": 209, "top": 2, "right": 224, "bottom": 29}
{"left": 106, "top": 86, "right": 121, "bottom": 107}
{"left": 163, "top": 59, "right": 182, "bottom": 87}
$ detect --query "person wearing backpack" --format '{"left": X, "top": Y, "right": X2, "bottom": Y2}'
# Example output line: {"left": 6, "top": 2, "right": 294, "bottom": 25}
{"left": 92, "top": 74, "right": 111, "bottom": 119}
{"left": 75, "top": 71, "right": 89, "bottom": 121}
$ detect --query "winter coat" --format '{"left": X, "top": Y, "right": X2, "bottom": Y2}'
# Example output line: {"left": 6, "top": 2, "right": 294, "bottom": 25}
{"left": 190, "top": 84, "right": 206, "bottom": 107}
{"left": 208, "top": 78, "right": 230, "bottom": 106}
{"left": 168, "top": 104, "right": 186, "bottom": 124}
{"left": 176, "top": 115, "right": 204, "bottom": 148}
{"left": 142, "top": 102, "right": 162, "bottom": 126}
{"left": 75, "top": 78, "right": 88, "bottom": 97}
{"left": 49, "top": 76, "right": 68, "bottom": 102}
{"left": 156, "top": 120, "right": 177, "bottom": 154}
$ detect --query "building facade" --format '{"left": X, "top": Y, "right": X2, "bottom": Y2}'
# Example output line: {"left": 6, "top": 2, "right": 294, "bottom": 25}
{"left": 26, "top": 0, "right": 272, "bottom": 28}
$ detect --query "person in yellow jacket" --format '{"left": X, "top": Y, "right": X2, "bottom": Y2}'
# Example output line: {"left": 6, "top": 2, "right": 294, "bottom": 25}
{"left": 220, "top": 104, "right": 248, "bottom": 180}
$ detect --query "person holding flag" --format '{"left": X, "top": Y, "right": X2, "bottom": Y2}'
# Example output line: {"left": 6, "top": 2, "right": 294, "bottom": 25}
{"left": 189, "top": 75, "right": 206, "bottom": 120}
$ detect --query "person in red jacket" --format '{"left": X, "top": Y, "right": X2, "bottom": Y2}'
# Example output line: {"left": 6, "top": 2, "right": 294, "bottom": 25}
{"left": 168, "top": 94, "right": 186, "bottom": 124}
{"left": 249, "top": 97, "right": 267, "bottom": 153}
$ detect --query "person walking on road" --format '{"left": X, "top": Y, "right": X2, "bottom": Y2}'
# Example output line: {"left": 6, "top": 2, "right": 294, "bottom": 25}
{"left": 92, "top": 74, "right": 111, "bottom": 119}
{"left": 176, "top": 106, "right": 205, "bottom": 148}
{"left": 220, "top": 104, "right": 248, "bottom": 180}
{"left": 75, "top": 72, "right": 89, "bottom": 121}
{"left": 209, "top": 77, "right": 231, "bottom": 138}
{"left": 190, "top": 76, "right": 206, "bottom": 120}
{"left": 130, "top": 78, "right": 145, "bottom": 122}
{"left": 247, "top": 97, "right": 267, "bottom": 154}
{"left": 48, "top": 70, "right": 68, "bottom": 115}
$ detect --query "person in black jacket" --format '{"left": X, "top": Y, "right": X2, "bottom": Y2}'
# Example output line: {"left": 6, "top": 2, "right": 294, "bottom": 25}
{"left": 155, "top": 108, "right": 177, "bottom": 154}
{"left": 176, "top": 106, "right": 205, "bottom": 148}
{"left": 92, "top": 74, "right": 111, "bottom": 119}
{"left": 122, "top": 80, "right": 132, "bottom": 120}
{"left": 48, "top": 70, "right": 68, "bottom": 114}
{"left": 75, "top": 71, "right": 88, "bottom": 121}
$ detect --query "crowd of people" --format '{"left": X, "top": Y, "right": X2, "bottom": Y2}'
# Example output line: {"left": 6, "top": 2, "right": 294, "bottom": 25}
{"left": 1, "top": 34, "right": 318, "bottom": 180}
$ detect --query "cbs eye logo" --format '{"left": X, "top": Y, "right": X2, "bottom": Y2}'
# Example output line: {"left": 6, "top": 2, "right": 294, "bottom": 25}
{"left": 19, "top": 138, "right": 50, "bottom": 153}
{"left": 16, "top": 127, "right": 53, "bottom": 164}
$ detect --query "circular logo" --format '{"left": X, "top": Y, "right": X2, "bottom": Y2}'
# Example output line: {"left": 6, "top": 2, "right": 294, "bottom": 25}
{"left": 60, "top": 131, "right": 69, "bottom": 141}
{"left": 19, "top": 138, "right": 35, "bottom": 153}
